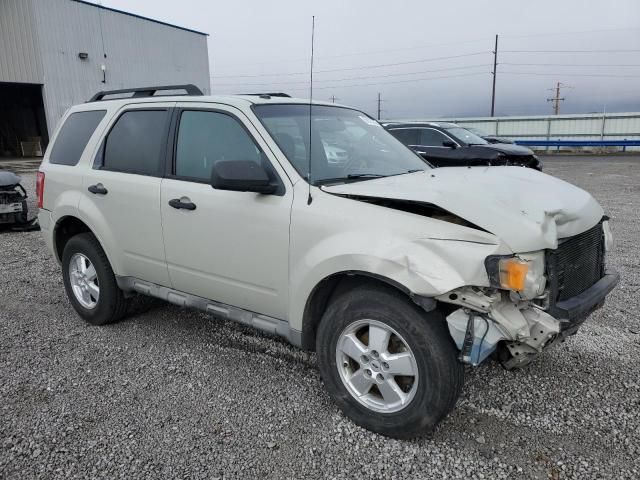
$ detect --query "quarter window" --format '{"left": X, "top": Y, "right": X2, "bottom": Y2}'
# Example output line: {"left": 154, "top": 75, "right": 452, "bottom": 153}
{"left": 175, "top": 110, "right": 262, "bottom": 181}
{"left": 103, "top": 110, "right": 168, "bottom": 176}
{"left": 49, "top": 110, "right": 106, "bottom": 166}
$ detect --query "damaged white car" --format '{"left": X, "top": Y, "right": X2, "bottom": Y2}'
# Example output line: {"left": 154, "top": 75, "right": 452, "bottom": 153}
{"left": 38, "top": 87, "right": 618, "bottom": 438}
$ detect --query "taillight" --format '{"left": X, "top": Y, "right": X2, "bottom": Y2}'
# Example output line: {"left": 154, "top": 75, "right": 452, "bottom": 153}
{"left": 36, "top": 171, "right": 45, "bottom": 209}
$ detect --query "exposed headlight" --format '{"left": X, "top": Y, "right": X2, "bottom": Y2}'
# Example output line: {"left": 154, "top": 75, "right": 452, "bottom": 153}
{"left": 485, "top": 251, "right": 546, "bottom": 300}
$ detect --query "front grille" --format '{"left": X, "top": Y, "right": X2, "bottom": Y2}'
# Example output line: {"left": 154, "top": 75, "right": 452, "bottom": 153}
{"left": 0, "top": 189, "right": 24, "bottom": 205}
{"left": 546, "top": 221, "right": 605, "bottom": 303}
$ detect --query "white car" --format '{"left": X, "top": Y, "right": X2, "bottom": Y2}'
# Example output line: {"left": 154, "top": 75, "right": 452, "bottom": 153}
{"left": 37, "top": 86, "right": 618, "bottom": 438}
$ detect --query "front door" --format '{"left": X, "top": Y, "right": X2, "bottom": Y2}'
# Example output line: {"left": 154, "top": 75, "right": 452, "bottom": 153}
{"left": 160, "top": 105, "right": 292, "bottom": 319}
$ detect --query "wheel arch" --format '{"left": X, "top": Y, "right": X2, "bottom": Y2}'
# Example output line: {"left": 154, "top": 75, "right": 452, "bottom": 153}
{"left": 53, "top": 215, "right": 93, "bottom": 262}
{"left": 300, "top": 271, "right": 436, "bottom": 351}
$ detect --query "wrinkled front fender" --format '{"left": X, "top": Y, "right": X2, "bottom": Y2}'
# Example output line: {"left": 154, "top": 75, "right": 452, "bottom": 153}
{"left": 288, "top": 185, "right": 512, "bottom": 332}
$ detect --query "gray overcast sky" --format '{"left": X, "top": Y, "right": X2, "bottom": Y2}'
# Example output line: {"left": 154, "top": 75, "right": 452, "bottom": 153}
{"left": 98, "top": 0, "right": 640, "bottom": 119}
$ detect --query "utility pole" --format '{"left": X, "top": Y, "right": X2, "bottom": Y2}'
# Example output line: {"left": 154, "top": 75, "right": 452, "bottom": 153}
{"left": 547, "top": 82, "right": 568, "bottom": 115}
{"left": 330, "top": 95, "right": 339, "bottom": 103}
{"left": 377, "top": 92, "right": 382, "bottom": 120}
{"left": 490, "top": 34, "right": 498, "bottom": 117}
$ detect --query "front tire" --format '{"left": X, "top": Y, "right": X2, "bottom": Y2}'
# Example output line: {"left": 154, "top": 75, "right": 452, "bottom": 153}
{"left": 61, "top": 233, "right": 129, "bottom": 326}
{"left": 316, "top": 283, "right": 464, "bottom": 438}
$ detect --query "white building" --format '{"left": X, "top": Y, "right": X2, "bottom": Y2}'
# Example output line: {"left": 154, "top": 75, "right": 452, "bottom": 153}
{"left": 0, "top": 0, "right": 210, "bottom": 156}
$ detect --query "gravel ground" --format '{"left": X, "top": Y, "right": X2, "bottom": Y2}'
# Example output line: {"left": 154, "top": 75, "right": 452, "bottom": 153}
{"left": 1, "top": 156, "right": 639, "bottom": 479}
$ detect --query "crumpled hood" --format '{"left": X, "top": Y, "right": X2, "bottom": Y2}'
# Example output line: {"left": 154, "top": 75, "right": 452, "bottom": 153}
{"left": 475, "top": 143, "right": 534, "bottom": 156}
{"left": 0, "top": 171, "right": 22, "bottom": 187}
{"left": 322, "top": 167, "right": 603, "bottom": 252}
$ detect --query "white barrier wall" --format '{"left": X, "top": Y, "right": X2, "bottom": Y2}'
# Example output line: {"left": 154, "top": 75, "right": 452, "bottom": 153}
{"left": 402, "top": 112, "right": 640, "bottom": 150}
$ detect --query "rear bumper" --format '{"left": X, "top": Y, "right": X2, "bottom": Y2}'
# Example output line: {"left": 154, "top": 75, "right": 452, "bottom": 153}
{"left": 38, "top": 209, "right": 57, "bottom": 260}
{"left": 551, "top": 270, "right": 619, "bottom": 328}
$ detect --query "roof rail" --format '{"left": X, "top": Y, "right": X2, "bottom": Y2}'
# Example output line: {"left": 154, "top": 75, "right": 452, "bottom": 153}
{"left": 88, "top": 84, "right": 203, "bottom": 102}
{"left": 239, "top": 92, "right": 291, "bottom": 99}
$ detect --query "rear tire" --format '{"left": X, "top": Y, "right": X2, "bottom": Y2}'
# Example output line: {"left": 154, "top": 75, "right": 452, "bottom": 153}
{"left": 316, "top": 283, "right": 464, "bottom": 438}
{"left": 61, "top": 233, "right": 129, "bottom": 326}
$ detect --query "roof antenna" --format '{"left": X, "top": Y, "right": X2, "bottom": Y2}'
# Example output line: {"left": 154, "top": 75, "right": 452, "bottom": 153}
{"left": 307, "top": 16, "right": 315, "bottom": 205}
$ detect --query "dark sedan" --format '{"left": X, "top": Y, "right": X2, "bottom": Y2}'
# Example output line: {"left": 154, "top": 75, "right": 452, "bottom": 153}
{"left": 383, "top": 122, "right": 542, "bottom": 170}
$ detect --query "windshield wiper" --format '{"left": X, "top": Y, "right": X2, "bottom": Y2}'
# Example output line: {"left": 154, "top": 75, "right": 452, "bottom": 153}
{"left": 316, "top": 170, "right": 424, "bottom": 186}
{"left": 314, "top": 173, "right": 387, "bottom": 186}
{"left": 346, "top": 173, "right": 386, "bottom": 179}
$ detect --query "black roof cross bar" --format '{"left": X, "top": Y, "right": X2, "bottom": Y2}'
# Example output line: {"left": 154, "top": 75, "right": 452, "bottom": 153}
{"left": 88, "top": 84, "right": 203, "bottom": 102}
{"left": 239, "top": 92, "right": 291, "bottom": 98}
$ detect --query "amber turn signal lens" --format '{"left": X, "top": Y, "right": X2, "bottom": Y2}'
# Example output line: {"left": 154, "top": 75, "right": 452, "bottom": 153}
{"left": 498, "top": 258, "right": 529, "bottom": 291}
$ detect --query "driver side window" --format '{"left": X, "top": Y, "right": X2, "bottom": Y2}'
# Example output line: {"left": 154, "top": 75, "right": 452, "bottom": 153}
{"left": 419, "top": 129, "right": 450, "bottom": 147}
{"left": 175, "top": 110, "right": 262, "bottom": 181}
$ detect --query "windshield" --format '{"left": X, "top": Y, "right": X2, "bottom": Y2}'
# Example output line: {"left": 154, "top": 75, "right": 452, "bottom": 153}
{"left": 254, "top": 104, "right": 429, "bottom": 185}
{"left": 445, "top": 127, "right": 488, "bottom": 146}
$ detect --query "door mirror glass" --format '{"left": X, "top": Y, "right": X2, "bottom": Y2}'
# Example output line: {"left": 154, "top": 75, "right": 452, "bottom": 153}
{"left": 442, "top": 140, "right": 457, "bottom": 148}
{"left": 210, "top": 160, "right": 277, "bottom": 194}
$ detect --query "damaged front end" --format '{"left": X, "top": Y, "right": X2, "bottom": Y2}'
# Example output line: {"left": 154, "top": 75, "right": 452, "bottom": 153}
{"left": 437, "top": 219, "right": 619, "bottom": 369}
{"left": 438, "top": 288, "right": 563, "bottom": 369}
{"left": 0, "top": 171, "right": 28, "bottom": 225}
{"left": 0, "top": 171, "right": 38, "bottom": 231}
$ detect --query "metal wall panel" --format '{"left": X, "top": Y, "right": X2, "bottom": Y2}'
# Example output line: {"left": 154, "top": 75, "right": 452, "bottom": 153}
{"left": 605, "top": 116, "right": 640, "bottom": 136}
{"left": 32, "top": 0, "right": 210, "bottom": 134}
{"left": 0, "top": 0, "right": 43, "bottom": 84}
{"left": 497, "top": 120, "right": 548, "bottom": 136}
{"left": 424, "top": 113, "right": 640, "bottom": 141}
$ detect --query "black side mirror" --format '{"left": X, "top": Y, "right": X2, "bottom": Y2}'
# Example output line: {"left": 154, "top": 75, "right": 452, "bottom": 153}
{"left": 210, "top": 160, "right": 277, "bottom": 194}
{"left": 442, "top": 140, "right": 457, "bottom": 149}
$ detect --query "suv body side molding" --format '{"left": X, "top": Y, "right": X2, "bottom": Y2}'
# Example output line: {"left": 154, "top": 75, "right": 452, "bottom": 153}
{"left": 116, "top": 276, "right": 302, "bottom": 346}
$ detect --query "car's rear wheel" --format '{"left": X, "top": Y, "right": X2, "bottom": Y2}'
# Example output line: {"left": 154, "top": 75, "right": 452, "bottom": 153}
{"left": 316, "top": 283, "right": 464, "bottom": 438}
{"left": 62, "top": 233, "right": 129, "bottom": 325}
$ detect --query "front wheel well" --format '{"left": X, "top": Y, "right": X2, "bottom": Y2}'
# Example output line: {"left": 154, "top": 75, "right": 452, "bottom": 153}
{"left": 54, "top": 216, "right": 92, "bottom": 261}
{"left": 301, "top": 272, "right": 433, "bottom": 351}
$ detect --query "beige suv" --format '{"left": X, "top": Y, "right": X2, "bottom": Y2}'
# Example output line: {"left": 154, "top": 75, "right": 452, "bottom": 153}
{"left": 37, "top": 85, "right": 618, "bottom": 438}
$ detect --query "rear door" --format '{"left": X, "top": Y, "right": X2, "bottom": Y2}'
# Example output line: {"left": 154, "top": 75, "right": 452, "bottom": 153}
{"left": 159, "top": 103, "right": 293, "bottom": 319}
{"left": 79, "top": 103, "right": 173, "bottom": 285}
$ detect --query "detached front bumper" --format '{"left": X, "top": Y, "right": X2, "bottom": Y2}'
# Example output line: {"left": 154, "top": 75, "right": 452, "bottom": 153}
{"left": 551, "top": 269, "right": 619, "bottom": 332}
{"left": 442, "top": 269, "right": 619, "bottom": 368}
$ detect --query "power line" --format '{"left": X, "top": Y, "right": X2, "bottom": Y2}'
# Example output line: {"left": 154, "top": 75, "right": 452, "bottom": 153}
{"left": 212, "top": 64, "right": 490, "bottom": 87}
{"left": 217, "top": 72, "right": 490, "bottom": 93}
{"left": 501, "top": 71, "right": 640, "bottom": 78}
{"left": 216, "top": 36, "right": 494, "bottom": 69}
{"left": 500, "top": 26, "right": 640, "bottom": 39}
{"left": 501, "top": 63, "right": 640, "bottom": 67}
{"left": 501, "top": 49, "right": 640, "bottom": 53}
{"left": 214, "top": 61, "right": 640, "bottom": 86}
{"left": 217, "top": 27, "right": 639, "bottom": 70}
{"left": 212, "top": 51, "right": 490, "bottom": 79}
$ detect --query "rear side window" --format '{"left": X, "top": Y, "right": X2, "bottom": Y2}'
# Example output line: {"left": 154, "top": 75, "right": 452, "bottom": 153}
{"left": 49, "top": 110, "right": 106, "bottom": 165}
{"left": 103, "top": 110, "right": 168, "bottom": 176}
